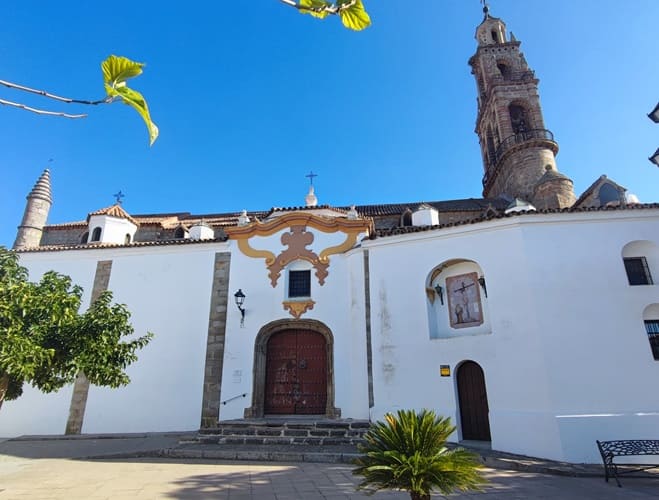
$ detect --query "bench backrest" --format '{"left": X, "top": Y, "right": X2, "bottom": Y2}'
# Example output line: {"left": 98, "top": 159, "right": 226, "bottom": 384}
{"left": 597, "top": 440, "right": 659, "bottom": 459}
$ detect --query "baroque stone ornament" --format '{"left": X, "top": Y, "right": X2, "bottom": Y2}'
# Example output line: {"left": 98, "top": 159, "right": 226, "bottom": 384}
{"left": 268, "top": 225, "right": 328, "bottom": 287}
{"left": 226, "top": 212, "right": 373, "bottom": 288}
{"left": 283, "top": 299, "right": 316, "bottom": 319}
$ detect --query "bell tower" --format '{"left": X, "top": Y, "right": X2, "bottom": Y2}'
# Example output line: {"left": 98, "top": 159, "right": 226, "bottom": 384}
{"left": 469, "top": 4, "right": 575, "bottom": 208}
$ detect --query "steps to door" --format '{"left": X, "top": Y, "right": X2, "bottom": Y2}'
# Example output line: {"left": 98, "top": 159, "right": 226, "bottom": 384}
{"left": 194, "top": 419, "right": 370, "bottom": 446}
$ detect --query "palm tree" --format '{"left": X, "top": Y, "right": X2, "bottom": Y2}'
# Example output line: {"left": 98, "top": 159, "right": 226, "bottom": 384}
{"left": 353, "top": 409, "right": 485, "bottom": 500}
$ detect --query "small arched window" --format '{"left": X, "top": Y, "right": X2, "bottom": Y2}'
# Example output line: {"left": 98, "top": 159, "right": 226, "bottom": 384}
{"left": 497, "top": 62, "right": 511, "bottom": 80}
{"left": 402, "top": 210, "right": 413, "bottom": 227}
{"left": 91, "top": 227, "right": 102, "bottom": 242}
{"left": 509, "top": 104, "right": 529, "bottom": 134}
{"left": 643, "top": 304, "right": 659, "bottom": 360}
{"left": 174, "top": 227, "right": 185, "bottom": 239}
{"left": 80, "top": 232, "right": 89, "bottom": 244}
{"left": 124, "top": 234, "right": 131, "bottom": 244}
{"left": 598, "top": 183, "right": 621, "bottom": 206}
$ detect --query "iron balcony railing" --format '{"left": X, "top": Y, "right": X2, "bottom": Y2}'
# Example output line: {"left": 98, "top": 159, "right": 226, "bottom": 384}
{"left": 482, "top": 128, "right": 556, "bottom": 187}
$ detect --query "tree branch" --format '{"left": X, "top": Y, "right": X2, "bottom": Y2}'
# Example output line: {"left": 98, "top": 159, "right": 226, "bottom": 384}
{"left": 278, "top": 0, "right": 358, "bottom": 15}
{"left": 0, "top": 79, "right": 110, "bottom": 105}
{"left": 0, "top": 98, "right": 87, "bottom": 118}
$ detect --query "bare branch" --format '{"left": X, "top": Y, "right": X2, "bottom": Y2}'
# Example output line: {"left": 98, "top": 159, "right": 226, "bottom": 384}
{"left": 0, "top": 79, "right": 110, "bottom": 106}
{"left": 0, "top": 98, "right": 87, "bottom": 119}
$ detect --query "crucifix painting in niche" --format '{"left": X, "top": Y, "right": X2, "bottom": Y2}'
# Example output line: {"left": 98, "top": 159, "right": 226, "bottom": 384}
{"left": 446, "top": 272, "right": 484, "bottom": 329}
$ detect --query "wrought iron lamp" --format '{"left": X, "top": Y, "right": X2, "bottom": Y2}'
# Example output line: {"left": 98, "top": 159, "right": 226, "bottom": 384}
{"left": 434, "top": 284, "right": 444, "bottom": 305}
{"left": 477, "top": 276, "right": 488, "bottom": 298}
{"left": 649, "top": 102, "right": 659, "bottom": 123}
{"left": 650, "top": 148, "right": 659, "bottom": 168}
{"left": 234, "top": 289, "right": 246, "bottom": 327}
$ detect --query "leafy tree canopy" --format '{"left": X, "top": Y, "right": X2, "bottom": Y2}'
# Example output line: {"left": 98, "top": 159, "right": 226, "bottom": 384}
{"left": 0, "top": 247, "right": 153, "bottom": 410}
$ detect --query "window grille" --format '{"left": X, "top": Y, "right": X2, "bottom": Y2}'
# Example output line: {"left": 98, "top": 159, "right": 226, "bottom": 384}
{"left": 623, "top": 257, "right": 653, "bottom": 285}
{"left": 645, "top": 320, "right": 659, "bottom": 360}
{"left": 288, "top": 270, "right": 311, "bottom": 298}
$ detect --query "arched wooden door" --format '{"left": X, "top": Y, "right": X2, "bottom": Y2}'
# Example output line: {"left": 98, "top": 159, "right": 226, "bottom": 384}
{"left": 457, "top": 361, "right": 491, "bottom": 441}
{"left": 264, "top": 329, "right": 327, "bottom": 415}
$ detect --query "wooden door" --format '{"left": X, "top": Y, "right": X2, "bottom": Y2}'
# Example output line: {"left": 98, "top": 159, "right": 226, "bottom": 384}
{"left": 457, "top": 361, "right": 491, "bottom": 441}
{"left": 264, "top": 330, "right": 327, "bottom": 415}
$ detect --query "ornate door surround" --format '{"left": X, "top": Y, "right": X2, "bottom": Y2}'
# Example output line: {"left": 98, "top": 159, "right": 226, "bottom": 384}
{"left": 245, "top": 319, "right": 340, "bottom": 418}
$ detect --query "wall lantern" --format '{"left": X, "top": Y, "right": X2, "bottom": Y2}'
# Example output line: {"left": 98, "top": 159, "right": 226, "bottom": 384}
{"left": 234, "top": 289, "right": 246, "bottom": 327}
{"left": 440, "top": 365, "right": 451, "bottom": 377}
{"left": 649, "top": 102, "right": 659, "bottom": 124}
{"left": 478, "top": 276, "right": 488, "bottom": 298}
{"left": 650, "top": 148, "right": 659, "bottom": 168}
{"left": 433, "top": 284, "right": 444, "bottom": 305}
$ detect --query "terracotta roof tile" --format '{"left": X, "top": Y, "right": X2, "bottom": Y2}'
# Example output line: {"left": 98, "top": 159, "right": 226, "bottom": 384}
{"left": 373, "top": 203, "right": 659, "bottom": 239}
{"left": 16, "top": 236, "right": 228, "bottom": 253}
{"left": 87, "top": 204, "right": 139, "bottom": 226}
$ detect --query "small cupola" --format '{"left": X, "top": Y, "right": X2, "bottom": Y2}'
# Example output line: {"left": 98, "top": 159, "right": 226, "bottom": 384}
{"left": 189, "top": 221, "right": 215, "bottom": 240}
{"left": 87, "top": 204, "right": 138, "bottom": 245}
{"left": 475, "top": 5, "right": 508, "bottom": 46}
{"left": 412, "top": 204, "right": 439, "bottom": 226}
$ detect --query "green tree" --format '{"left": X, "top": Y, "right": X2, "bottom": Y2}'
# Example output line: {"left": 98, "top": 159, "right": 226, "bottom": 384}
{"left": 0, "top": 247, "right": 153, "bottom": 410}
{"left": 353, "top": 409, "right": 485, "bottom": 500}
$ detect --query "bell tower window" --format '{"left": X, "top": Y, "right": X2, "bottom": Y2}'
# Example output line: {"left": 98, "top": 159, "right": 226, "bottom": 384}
{"left": 497, "top": 62, "right": 511, "bottom": 80}
{"left": 509, "top": 104, "right": 529, "bottom": 134}
{"left": 491, "top": 30, "right": 499, "bottom": 43}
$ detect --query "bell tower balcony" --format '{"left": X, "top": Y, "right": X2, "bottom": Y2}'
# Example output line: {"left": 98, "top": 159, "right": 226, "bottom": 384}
{"left": 482, "top": 128, "right": 558, "bottom": 189}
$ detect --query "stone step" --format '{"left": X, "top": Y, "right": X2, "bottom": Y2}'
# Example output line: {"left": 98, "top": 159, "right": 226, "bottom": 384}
{"left": 189, "top": 419, "right": 371, "bottom": 447}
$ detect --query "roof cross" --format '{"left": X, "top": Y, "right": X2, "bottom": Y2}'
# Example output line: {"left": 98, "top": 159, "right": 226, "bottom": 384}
{"left": 306, "top": 171, "right": 318, "bottom": 186}
{"left": 113, "top": 190, "right": 125, "bottom": 204}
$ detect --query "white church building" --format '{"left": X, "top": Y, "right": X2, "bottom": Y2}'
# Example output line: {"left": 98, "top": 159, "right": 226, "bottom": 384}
{"left": 2, "top": 8, "right": 658, "bottom": 464}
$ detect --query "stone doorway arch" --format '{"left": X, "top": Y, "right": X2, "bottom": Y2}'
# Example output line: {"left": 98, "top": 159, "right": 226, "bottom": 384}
{"left": 245, "top": 319, "right": 340, "bottom": 418}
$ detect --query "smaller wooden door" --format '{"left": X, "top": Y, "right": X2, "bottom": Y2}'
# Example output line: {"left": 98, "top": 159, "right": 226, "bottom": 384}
{"left": 264, "top": 330, "right": 327, "bottom": 415}
{"left": 457, "top": 361, "right": 491, "bottom": 441}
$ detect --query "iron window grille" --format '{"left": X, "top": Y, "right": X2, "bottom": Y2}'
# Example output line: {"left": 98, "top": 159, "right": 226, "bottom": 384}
{"left": 288, "top": 270, "right": 311, "bottom": 298}
{"left": 645, "top": 320, "right": 659, "bottom": 361}
{"left": 623, "top": 257, "right": 653, "bottom": 285}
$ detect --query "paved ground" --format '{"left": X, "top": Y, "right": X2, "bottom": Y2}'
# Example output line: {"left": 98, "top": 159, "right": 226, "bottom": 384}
{"left": 1, "top": 435, "right": 658, "bottom": 499}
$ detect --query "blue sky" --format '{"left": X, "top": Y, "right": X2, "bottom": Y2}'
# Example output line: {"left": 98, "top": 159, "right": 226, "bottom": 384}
{"left": 2, "top": 0, "right": 657, "bottom": 247}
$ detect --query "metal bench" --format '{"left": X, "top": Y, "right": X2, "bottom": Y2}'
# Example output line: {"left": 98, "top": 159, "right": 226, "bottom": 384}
{"left": 596, "top": 439, "right": 659, "bottom": 487}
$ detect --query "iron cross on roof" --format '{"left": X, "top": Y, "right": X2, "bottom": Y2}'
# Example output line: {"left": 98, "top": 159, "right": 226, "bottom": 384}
{"left": 113, "top": 190, "right": 125, "bottom": 204}
{"left": 306, "top": 171, "right": 318, "bottom": 186}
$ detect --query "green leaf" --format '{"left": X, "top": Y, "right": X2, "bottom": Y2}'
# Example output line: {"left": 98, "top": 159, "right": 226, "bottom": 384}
{"left": 338, "top": 0, "right": 371, "bottom": 31}
{"left": 299, "top": 0, "right": 331, "bottom": 19}
{"left": 102, "top": 55, "right": 159, "bottom": 146}
{"left": 101, "top": 55, "right": 144, "bottom": 87}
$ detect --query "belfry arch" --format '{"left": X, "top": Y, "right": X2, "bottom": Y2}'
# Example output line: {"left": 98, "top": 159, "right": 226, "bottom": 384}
{"left": 245, "top": 319, "right": 340, "bottom": 418}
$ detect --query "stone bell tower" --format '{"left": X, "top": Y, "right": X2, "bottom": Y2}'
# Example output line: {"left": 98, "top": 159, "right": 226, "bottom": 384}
{"left": 468, "top": 4, "right": 575, "bottom": 209}
{"left": 13, "top": 169, "right": 52, "bottom": 250}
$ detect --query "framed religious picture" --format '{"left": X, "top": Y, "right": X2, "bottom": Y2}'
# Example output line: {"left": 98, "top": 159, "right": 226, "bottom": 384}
{"left": 446, "top": 272, "right": 484, "bottom": 329}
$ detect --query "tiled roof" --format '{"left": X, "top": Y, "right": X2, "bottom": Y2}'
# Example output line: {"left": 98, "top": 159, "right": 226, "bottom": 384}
{"left": 15, "top": 236, "right": 228, "bottom": 253}
{"left": 373, "top": 203, "right": 659, "bottom": 239}
{"left": 87, "top": 204, "right": 139, "bottom": 226}
{"left": 350, "top": 198, "right": 510, "bottom": 217}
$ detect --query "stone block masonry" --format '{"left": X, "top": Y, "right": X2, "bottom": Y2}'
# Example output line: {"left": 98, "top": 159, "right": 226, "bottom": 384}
{"left": 65, "top": 260, "right": 113, "bottom": 435}
{"left": 200, "top": 252, "right": 232, "bottom": 429}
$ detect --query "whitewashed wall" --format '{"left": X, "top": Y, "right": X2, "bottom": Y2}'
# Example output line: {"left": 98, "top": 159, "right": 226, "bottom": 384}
{"left": 218, "top": 227, "right": 371, "bottom": 420}
{"left": 0, "top": 243, "right": 226, "bottom": 437}
{"left": 364, "top": 209, "right": 659, "bottom": 463}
